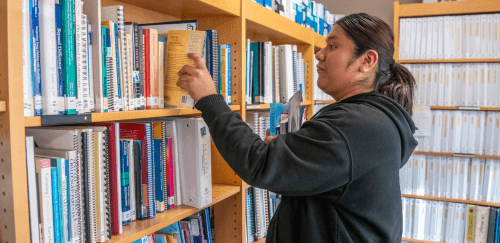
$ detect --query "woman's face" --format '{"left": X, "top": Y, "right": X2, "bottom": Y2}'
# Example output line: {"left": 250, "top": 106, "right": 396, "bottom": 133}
{"left": 315, "top": 26, "right": 360, "bottom": 99}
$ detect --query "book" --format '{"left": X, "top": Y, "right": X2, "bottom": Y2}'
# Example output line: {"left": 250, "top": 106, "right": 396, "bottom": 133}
{"left": 25, "top": 137, "right": 40, "bottom": 243}
{"left": 164, "top": 30, "right": 206, "bottom": 108}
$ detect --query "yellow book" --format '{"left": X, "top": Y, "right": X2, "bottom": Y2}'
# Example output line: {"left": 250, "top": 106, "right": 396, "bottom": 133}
{"left": 164, "top": 30, "right": 206, "bottom": 108}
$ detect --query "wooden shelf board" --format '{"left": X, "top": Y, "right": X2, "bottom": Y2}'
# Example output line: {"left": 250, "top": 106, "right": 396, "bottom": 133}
{"left": 402, "top": 237, "right": 439, "bottom": 243}
{"left": 315, "top": 100, "right": 336, "bottom": 104}
{"left": 398, "top": 0, "right": 500, "bottom": 17}
{"left": 253, "top": 238, "right": 266, "bottom": 243}
{"left": 245, "top": 0, "right": 312, "bottom": 45}
{"left": 108, "top": 184, "right": 240, "bottom": 243}
{"left": 0, "top": 100, "right": 5, "bottom": 112}
{"left": 399, "top": 59, "right": 500, "bottom": 64}
{"left": 116, "top": 0, "right": 240, "bottom": 18}
{"left": 401, "top": 194, "right": 500, "bottom": 207}
{"left": 427, "top": 106, "right": 500, "bottom": 111}
{"left": 413, "top": 151, "right": 500, "bottom": 160}
{"left": 24, "top": 106, "right": 240, "bottom": 127}
{"left": 314, "top": 32, "right": 326, "bottom": 50}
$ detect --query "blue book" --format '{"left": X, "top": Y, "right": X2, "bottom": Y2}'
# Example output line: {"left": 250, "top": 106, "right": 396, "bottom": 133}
{"left": 55, "top": 4, "right": 64, "bottom": 115}
{"left": 250, "top": 43, "right": 259, "bottom": 103}
{"left": 120, "top": 140, "right": 131, "bottom": 225}
{"left": 255, "top": 0, "right": 264, "bottom": 6}
{"left": 226, "top": 44, "right": 231, "bottom": 105}
{"left": 270, "top": 103, "right": 288, "bottom": 136}
{"left": 204, "top": 208, "right": 213, "bottom": 243}
{"left": 264, "top": 0, "right": 272, "bottom": 9}
{"left": 145, "top": 123, "right": 156, "bottom": 218}
{"left": 31, "top": 0, "right": 42, "bottom": 115}
{"left": 51, "top": 167, "right": 62, "bottom": 243}
{"left": 218, "top": 44, "right": 222, "bottom": 94}
{"left": 154, "top": 139, "right": 164, "bottom": 213}
{"left": 114, "top": 23, "right": 121, "bottom": 110}
{"left": 204, "top": 31, "right": 213, "bottom": 82}
{"left": 64, "top": 158, "right": 71, "bottom": 241}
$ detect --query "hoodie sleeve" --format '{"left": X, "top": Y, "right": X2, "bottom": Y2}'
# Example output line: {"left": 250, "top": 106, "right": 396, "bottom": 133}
{"left": 201, "top": 99, "right": 352, "bottom": 196}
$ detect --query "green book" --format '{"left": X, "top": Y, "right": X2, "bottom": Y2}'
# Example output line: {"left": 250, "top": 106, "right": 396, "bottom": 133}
{"left": 61, "top": 0, "right": 76, "bottom": 114}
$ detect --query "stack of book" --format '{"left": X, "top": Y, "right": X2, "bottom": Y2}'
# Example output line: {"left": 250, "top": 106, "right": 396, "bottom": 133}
{"left": 155, "top": 208, "right": 214, "bottom": 243}
{"left": 25, "top": 118, "right": 212, "bottom": 242}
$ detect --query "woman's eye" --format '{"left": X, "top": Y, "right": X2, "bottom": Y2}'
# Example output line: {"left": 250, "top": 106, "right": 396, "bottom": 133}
{"left": 329, "top": 45, "right": 335, "bottom": 49}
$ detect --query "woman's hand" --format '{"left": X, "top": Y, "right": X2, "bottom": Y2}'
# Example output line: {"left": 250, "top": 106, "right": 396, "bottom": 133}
{"left": 176, "top": 53, "right": 217, "bottom": 102}
{"left": 264, "top": 128, "right": 278, "bottom": 144}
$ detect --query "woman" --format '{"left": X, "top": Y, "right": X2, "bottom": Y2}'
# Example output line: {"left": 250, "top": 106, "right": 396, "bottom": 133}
{"left": 177, "top": 13, "right": 417, "bottom": 243}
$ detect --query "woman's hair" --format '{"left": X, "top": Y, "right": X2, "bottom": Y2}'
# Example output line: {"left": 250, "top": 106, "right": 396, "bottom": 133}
{"left": 335, "top": 13, "right": 416, "bottom": 115}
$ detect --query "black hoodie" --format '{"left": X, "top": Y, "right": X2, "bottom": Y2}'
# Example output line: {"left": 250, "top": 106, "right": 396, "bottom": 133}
{"left": 196, "top": 91, "right": 417, "bottom": 243}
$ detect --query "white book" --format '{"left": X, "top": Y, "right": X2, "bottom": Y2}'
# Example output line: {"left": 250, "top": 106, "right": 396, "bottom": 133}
{"left": 461, "top": 111, "right": 470, "bottom": 153}
{"left": 402, "top": 198, "right": 408, "bottom": 238}
{"left": 128, "top": 33, "right": 136, "bottom": 110}
{"left": 437, "top": 16, "right": 445, "bottom": 59}
{"left": 420, "top": 18, "right": 428, "bottom": 60}
{"left": 485, "top": 112, "right": 495, "bottom": 155}
{"left": 416, "top": 155, "right": 426, "bottom": 196}
{"left": 36, "top": 157, "right": 54, "bottom": 243}
{"left": 278, "top": 45, "right": 294, "bottom": 103}
{"left": 452, "top": 16, "right": 460, "bottom": 59}
{"left": 451, "top": 157, "right": 461, "bottom": 199}
{"left": 409, "top": 18, "right": 417, "bottom": 60}
{"left": 81, "top": 14, "right": 91, "bottom": 113}
{"left": 117, "top": 30, "right": 128, "bottom": 111}
{"left": 407, "top": 198, "right": 415, "bottom": 238}
{"left": 495, "top": 160, "right": 500, "bottom": 203}
{"left": 475, "top": 111, "right": 486, "bottom": 155}
{"left": 446, "top": 157, "right": 453, "bottom": 199}
{"left": 453, "top": 111, "right": 463, "bottom": 153}
{"left": 25, "top": 137, "right": 40, "bottom": 243}
{"left": 415, "top": 18, "right": 423, "bottom": 60}
{"left": 405, "top": 18, "right": 413, "bottom": 60}
{"left": 458, "top": 204, "right": 468, "bottom": 243}
{"left": 413, "top": 199, "right": 426, "bottom": 240}
{"left": 468, "top": 111, "right": 477, "bottom": 154}
{"left": 490, "top": 160, "right": 499, "bottom": 202}
{"left": 481, "top": 15, "right": 488, "bottom": 59}
{"left": 264, "top": 42, "right": 273, "bottom": 104}
{"left": 424, "top": 200, "right": 432, "bottom": 241}
{"left": 445, "top": 202, "right": 457, "bottom": 242}
{"left": 438, "top": 201, "right": 446, "bottom": 242}
{"left": 413, "top": 65, "right": 421, "bottom": 105}
{"left": 469, "top": 158, "right": 484, "bottom": 201}
{"left": 176, "top": 118, "right": 212, "bottom": 208}
{"left": 487, "top": 14, "right": 494, "bottom": 59}
{"left": 479, "top": 64, "right": 488, "bottom": 107}
{"left": 488, "top": 64, "right": 498, "bottom": 107}
{"left": 444, "top": 16, "right": 451, "bottom": 60}
{"left": 93, "top": 131, "right": 106, "bottom": 242}
{"left": 406, "top": 156, "right": 414, "bottom": 194}
{"left": 462, "top": 15, "right": 469, "bottom": 59}
{"left": 419, "top": 65, "right": 428, "bottom": 106}
{"left": 424, "top": 64, "right": 432, "bottom": 106}
{"left": 431, "top": 64, "right": 439, "bottom": 106}
{"left": 22, "top": 0, "right": 33, "bottom": 117}
{"left": 464, "top": 64, "right": 473, "bottom": 107}
{"left": 453, "top": 64, "right": 462, "bottom": 106}
{"left": 399, "top": 18, "right": 406, "bottom": 60}
{"left": 433, "top": 156, "right": 441, "bottom": 197}
{"left": 434, "top": 110, "right": 444, "bottom": 152}
{"left": 494, "top": 14, "right": 500, "bottom": 58}
{"left": 442, "top": 111, "right": 450, "bottom": 152}
{"left": 444, "top": 64, "right": 453, "bottom": 107}
{"left": 447, "top": 110, "right": 455, "bottom": 153}
{"left": 472, "top": 64, "right": 480, "bottom": 107}
{"left": 482, "top": 159, "right": 495, "bottom": 202}
{"left": 459, "top": 158, "right": 470, "bottom": 200}
{"left": 425, "top": 111, "right": 435, "bottom": 152}
{"left": 467, "top": 15, "right": 474, "bottom": 59}
{"left": 496, "top": 114, "right": 500, "bottom": 156}
{"left": 437, "top": 64, "right": 445, "bottom": 106}
{"left": 88, "top": 24, "right": 94, "bottom": 112}
{"left": 474, "top": 15, "right": 482, "bottom": 59}
{"left": 425, "top": 155, "right": 432, "bottom": 196}
{"left": 400, "top": 159, "right": 408, "bottom": 194}
{"left": 428, "top": 201, "right": 438, "bottom": 241}
{"left": 39, "top": 0, "right": 59, "bottom": 115}
{"left": 427, "top": 17, "right": 434, "bottom": 60}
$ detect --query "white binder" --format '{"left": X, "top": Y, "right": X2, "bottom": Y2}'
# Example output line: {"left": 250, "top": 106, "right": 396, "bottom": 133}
{"left": 468, "top": 111, "right": 477, "bottom": 154}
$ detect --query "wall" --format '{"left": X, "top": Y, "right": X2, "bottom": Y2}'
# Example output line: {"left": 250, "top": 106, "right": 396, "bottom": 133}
{"left": 313, "top": 0, "right": 422, "bottom": 29}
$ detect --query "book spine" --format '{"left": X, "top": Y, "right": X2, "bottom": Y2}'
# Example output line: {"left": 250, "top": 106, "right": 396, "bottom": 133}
{"left": 75, "top": 1, "right": 83, "bottom": 113}
{"left": 120, "top": 140, "right": 131, "bottom": 225}
{"left": 132, "top": 141, "right": 142, "bottom": 220}
{"left": 101, "top": 26, "right": 108, "bottom": 113}
{"left": 81, "top": 15, "right": 91, "bottom": 113}
{"left": 138, "top": 26, "right": 145, "bottom": 110}
{"left": 114, "top": 23, "right": 122, "bottom": 111}
{"left": 55, "top": 4, "right": 64, "bottom": 115}
{"left": 40, "top": 0, "right": 59, "bottom": 115}
{"left": 106, "top": 28, "right": 115, "bottom": 112}
{"left": 58, "top": 158, "right": 69, "bottom": 243}
{"left": 51, "top": 167, "right": 62, "bottom": 243}
{"left": 88, "top": 23, "right": 95, "bottom": 112}
{"left": 155, "top": 139, "right": 164, "bottom": 212}
{"left": 102, "top": 130, "right": 111, "bottom": 240}
{"left": 167, "top": 137, "right": 174, "bottom": 209}
{"left": 127, "top": 34, "right": 135, "bottom": 110}
{"left": 41, "top": 159, "right": 55, "bottom": 243}
{"left": 151, "top": 30, "right": 158, "bottom": 109}
{"left": 32, "top": 0, "right": 42, "bottom": 115}
{"left": 23, "top": 0, "right": 33, "bottom": 117}
{"left": 162, "top": 125, "right": 169, "bottom": 210}
{"left": 227, "top": 44, "right": 231, "bottom": 105}
{"left": 132, "top": 23, "right": 141, "bottom": 110}
{"left": 80, "top": 131, "right": 90, "bottom": 243}
{"left": 146, "top": 123, "right": 156, "bottom": 218}
{"left": 144, "top": 29, "right": 151, "bottom": 109}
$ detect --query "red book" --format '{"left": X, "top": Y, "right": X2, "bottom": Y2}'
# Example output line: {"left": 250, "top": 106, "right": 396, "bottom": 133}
{"left": 119, "top": 123, "right": 151, "bottom": 218}
{"left": 166, "top": 137, "right": 175, "bottom": 209}
{"left": 94, "top": 122, "right": 121, "bottom": 235}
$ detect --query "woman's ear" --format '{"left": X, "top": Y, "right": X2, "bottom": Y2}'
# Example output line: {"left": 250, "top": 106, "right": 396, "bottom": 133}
{"left": 359, "top": 50, "right": 378, "bottom": 73}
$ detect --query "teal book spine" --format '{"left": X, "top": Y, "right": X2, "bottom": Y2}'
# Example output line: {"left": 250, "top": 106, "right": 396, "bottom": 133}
{"left": 101, "top": 25, "right": 108, "bottom": 112}
{"left": 60, "top": 0, "right": 76, "bottom": 114}
{"left": 251, "top": 42, "right": 260, "bottom": 103}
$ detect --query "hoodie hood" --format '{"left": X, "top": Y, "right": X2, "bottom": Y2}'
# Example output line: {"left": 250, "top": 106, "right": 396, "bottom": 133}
{"left": 314, "top": 91, "right": 417, "bottom": 168}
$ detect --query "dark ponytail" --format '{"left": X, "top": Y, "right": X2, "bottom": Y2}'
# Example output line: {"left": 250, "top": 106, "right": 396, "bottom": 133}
{"left": 336, "top": 13, "right": 416, "bottom": 115}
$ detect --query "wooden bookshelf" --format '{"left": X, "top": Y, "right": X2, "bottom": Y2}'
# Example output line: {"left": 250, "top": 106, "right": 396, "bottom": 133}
{"left": 397, "top": 0, "right": 500, "bottom": 18}
{"left": 425, "top": 106, "right": 500, "bottom": 111}
{"left": 413, "top": 151, "right": 500, "bottom": 160}
{"left": 402, "top": 237, "right": 439, "bottom": 243}
{"left": 245, "top": 0, "right": 313, "bottom": 45}
{"left": 314, "top": 32, "right": 326, "bottom": 52}
{"left": 253, "top": 238, "right": 266, "bottom": 243}
{"left": 0, "top": 0, "right": 324, "bottom": 242}
{"left": 315, "top": 100, "right": 336, "bottom": 104}
{"left": 108, "top": 184, "right": 240, "bottom": 243}
{"left": 115, "top": 0, "right": 240, "bottom": 18}
{"left": 401, "top": 194, "right": 500, "bottom": 207}
{"left": 399, "top": 59, "right": 500, "bottom": 63}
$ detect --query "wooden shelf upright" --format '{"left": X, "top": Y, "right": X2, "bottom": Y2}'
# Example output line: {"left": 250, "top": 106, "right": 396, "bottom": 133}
{"left": 0, "top": 0, "right": 329, "bottom": 242}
